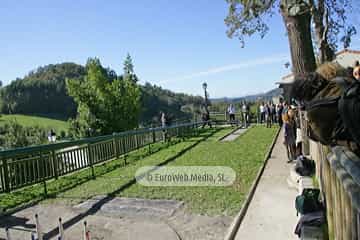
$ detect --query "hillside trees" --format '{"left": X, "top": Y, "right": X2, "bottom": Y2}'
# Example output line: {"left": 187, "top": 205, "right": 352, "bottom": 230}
{"left": 0, "top": 63, "right": 85, "bottom": 118}
{"left": 66, "top": 57, "right": 141, "bottom": 137}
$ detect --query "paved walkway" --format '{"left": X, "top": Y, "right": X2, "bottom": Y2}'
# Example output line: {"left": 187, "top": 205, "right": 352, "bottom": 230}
{"left": 234, "top": 129, "right": 298, "bottom": 240}
{"left": 221, "top": 128, "right": 248, "bottom": 142}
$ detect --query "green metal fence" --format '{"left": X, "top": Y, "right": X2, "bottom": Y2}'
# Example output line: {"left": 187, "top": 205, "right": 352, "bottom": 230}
{"left": 0, "top": 122, "right": 202, "bottom": 193}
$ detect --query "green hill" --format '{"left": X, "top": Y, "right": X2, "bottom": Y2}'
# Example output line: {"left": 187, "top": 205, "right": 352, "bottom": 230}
{"left": 0, "top": 63, "right": 204, "bottom": 125}
{"left": 0, "top": 114, "right": 69, "bottom": 133}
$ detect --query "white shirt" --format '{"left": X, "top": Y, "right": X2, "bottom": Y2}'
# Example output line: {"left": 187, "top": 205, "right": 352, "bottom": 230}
{"left": 260, "top": 105, "right": 265, "bottom": 113}
{"left": 228, "top": 105, "right": 235, "bottom": 114}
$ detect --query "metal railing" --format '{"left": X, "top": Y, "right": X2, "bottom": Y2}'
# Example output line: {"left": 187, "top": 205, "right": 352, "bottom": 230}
{"left": 0, "top": 122, "right": 203, "bottom": 193}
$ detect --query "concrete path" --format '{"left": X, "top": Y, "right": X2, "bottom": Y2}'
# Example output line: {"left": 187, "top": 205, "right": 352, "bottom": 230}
{"left": 221, "top": 128, "right": 248, "bottom": 142}
{"left": 234, "top": 129, "right": 298, "bottom": 240}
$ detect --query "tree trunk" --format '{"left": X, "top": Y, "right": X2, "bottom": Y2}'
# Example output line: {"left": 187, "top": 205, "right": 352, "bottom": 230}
{"left": 280, "top": 6, "right": 317, "bottom": 77}
{"left": 311, "top": 0, "right": 335, "bottom": 63}
{"left": 280, "top": 2, "right": 316, "bottom": 156}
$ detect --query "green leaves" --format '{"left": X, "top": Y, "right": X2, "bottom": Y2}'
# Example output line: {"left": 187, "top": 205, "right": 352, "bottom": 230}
{"left": 66, "top": 57, "right": 141, "bottom": 137}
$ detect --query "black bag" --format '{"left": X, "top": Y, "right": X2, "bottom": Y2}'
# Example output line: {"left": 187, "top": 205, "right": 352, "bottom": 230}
{"left": 294, "top": 156, "right": 315, "bottom": 176}
{"left": 294, "top": 211, "right": 325, "bottom": 237}
{"left": 295, "top": 188, "right": 322, "bottom": 216}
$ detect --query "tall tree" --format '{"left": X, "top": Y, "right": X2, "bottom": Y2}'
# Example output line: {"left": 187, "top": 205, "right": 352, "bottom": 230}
{"left": 310, "top": 0, "right": 357, "bottom": 63}
{"left": 123, "top": 53, "right": 138, "bottom": 83}
{"left": 225, "top": 0, "right": 357, "bottom": 74}
{"left": 225, "top": 0, "right": 316, "bottom": 76}
{"left": 66, "top": 57, "right": 141, "bottom": 137}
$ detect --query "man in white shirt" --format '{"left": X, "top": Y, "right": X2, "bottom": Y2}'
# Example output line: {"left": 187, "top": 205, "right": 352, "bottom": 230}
{"left": 259, "top": 103, "right": 265, "bottom": 123}
{"left": 228, "top": 104, "right": 236, "bottom": 124}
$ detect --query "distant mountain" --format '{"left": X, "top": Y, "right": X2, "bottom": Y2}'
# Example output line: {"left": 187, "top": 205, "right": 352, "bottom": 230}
{"left": 211, "top": 88, "right": 283, "bottom": 103}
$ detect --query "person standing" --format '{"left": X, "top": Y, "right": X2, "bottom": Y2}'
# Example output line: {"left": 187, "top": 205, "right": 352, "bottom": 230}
{"left": 283, "top": 109, "right": 296, "bottom": 162}
{"left": 227, "top": 104, "right": 236, "bottom": 125}
{"left": 265, "top": 103, "right": 272, "bottom": 128}
{"left": 259, "top": 103, "right": 265, "bottom": 123}
{"left": 277, "top": 102, "right": 284, "bottom": 127}
{"left": 241, "top": 102, "right": 249, "bottom": 128}
{"left": 270, "top": 103, "right": 276, "bottom": 124}
{"left": 201, "top": 111, "right": 212, "bottom": 128}
{"left": 160, "top": 112, "right": 166, "bottom": 128}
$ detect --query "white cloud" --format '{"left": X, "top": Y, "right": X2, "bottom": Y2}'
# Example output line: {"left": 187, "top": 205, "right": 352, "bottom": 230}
{"left": 159, "top": 54, "right": 289, "bottom": 84}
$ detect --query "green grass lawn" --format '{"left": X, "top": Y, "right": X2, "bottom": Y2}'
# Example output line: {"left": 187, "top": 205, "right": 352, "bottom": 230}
{"left": 58, "top": 125, "right": 278, "bottom": 216}
{"left": 0, "top": 126, "right": 278, "bottom": 216}
{"left": 0, "top": 127, "right": 221, "bottom": 212}
{"left": 119, "top": 125, "right": 278, "bottom": 216}
{"left": 0, "top": 114, "right": 69, "bottom": 133}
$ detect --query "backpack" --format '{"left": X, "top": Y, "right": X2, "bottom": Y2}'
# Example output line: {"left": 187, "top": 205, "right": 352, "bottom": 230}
{"left": 295, "top": 188, "right": 322, "bottom": 216}
{"left": 294, "top": 156, "right": 315, "bottom": 176}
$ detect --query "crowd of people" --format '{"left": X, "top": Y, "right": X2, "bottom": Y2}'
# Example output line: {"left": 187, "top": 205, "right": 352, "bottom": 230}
{"left": 258, "top": 100, "right": 302, "bottom": 162}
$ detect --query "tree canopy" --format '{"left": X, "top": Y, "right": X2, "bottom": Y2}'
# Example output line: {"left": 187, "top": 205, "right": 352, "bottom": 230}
{"left": 225, "top": 0, "right": 357, "bottom": 68}
{"left": 0, "top": 62, "right": 203, "bottom": 127}
{"left": 66, "top": 57, "right": 141, "bottom": 137}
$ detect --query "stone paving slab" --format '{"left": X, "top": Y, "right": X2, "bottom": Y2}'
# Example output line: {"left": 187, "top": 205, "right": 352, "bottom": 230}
{"left": 0, "top": 197, "right": 231, "bottom": 240}
{"left": 221, "top": 128, "right": 248, "bottom": 142}
{"left": 74, "top": 197, "right": 184, "bottom": 218}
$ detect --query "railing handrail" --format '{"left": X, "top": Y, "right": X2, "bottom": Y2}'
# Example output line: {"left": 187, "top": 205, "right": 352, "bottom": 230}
{"left": 0, "top": 121, "right": 203, "bottom": 158}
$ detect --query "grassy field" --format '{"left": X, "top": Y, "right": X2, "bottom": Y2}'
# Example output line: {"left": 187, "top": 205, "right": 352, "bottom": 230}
{"left": 58, "top": 125, "right": 278, "bottom": 216}
{"left": 0, "top": 126, "right": 278, "bottom": 216}
{"left": 0, "top": 128, "right": 220, "bottom": 212}
{"left": 0, "top": 114, "right": 69, "bottom": 133}
{"left": 119, "top": 125, "right": 278, "bottom": 215}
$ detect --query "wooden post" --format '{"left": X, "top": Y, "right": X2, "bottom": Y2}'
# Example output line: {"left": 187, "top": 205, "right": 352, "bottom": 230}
{"left": 88, "top": 144, "right": 95, "bottom": 179}
{"left": 135, "top": 134, "right": 139, "bottom": 149}
{"left": 40, "top": 151, "right": 47, "bottom": 197}
{"left": 113, "top": 136, "right": 119, "bottom": 159}
{"left": 2, "top": 158, "right": 10, "bottom": 193}
{"left": 52, "top": 150, "right": 58, "bottom": 180}
{"left": 121, "top": 138, "right": 127, "bottom": 165}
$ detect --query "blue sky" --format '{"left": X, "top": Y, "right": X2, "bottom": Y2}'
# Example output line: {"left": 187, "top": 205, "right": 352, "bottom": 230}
{"left": 1, "top": 0, "right": 359, "bottom": 98}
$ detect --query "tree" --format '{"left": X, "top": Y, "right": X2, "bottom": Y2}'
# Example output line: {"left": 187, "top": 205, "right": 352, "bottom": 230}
{"left": 225, "top": 0, "right": 357, "bottom": 74}
{"left": 123, "top": 53, "right": 138, "bottom": 83}
{"left": 66, "top": 57, "right": 141, "bottom": 137}
{"left": 225, "top": 0, "right": 316, "bottom": 76}
{"left": 310, "top": 0, "right": 357, "bottom": 63}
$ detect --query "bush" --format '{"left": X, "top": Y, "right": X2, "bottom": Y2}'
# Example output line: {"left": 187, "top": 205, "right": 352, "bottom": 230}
{"left": 0, "top": 120, "right": 48, "bottom": 149}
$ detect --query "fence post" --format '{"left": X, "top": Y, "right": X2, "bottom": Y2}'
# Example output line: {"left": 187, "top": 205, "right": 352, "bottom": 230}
{"left": 135, "top": 134, "right": 139, "bottom": 149}
{"left": 113, "top": 136, "right": 119, "bottom": 159}
{"left": 121, "top": 138, "right": 127, "bottom": 165}
{"left": 152, "top": 130, "right": 156, "bottom": 143}
{"left": 87, "top": 144, "right": 95, "bottom": 179}
{"left": 52, "top": 150, "right": 58, "bottom": 180}
{"left": 2, "top": 158, "right": 10, "bottom": 193}
{"left": 40, "top": 151, "right": 47, "bottom": 196}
